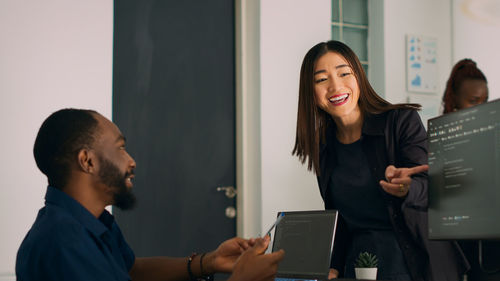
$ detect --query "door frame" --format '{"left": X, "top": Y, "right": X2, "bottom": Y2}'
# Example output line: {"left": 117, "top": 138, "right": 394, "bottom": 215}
{"left": 235, "top": 0, "right": 261, "bottom": 239}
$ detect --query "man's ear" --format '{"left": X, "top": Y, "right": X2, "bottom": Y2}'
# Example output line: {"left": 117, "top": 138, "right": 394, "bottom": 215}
{"left": 77, "top": 148, "right": 96, "bottom": 174}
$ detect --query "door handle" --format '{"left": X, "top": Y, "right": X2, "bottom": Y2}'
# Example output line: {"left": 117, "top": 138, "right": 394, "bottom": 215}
{"left": 216, "top": 186, "right": 236, "bottom": 198}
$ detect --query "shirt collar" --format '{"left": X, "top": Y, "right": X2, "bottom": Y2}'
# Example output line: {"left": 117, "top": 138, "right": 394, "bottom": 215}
{"left": 361, "top": 112, "right": 387, "bottom": 136}
{"left": 325, "top": 111, "right": 386, "bottom": 148}
{"left": 45, "top": 186, "right": 113, "bottom": 237}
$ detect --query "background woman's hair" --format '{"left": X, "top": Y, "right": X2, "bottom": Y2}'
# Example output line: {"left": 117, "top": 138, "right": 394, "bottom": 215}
{"left": 442, "top": 59, "right": 487, "bottom": 113}
{"left": 292, "top": 40, "right": 420, "bottom": 175}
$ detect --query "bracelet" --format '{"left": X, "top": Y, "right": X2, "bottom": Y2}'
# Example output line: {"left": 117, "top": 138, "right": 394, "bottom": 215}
{"left": 187, "top": 252, "right": 197, "bottom": 281}
{"left": 200, "top": 253, "right": 214, "bottom": 281}
{"left": 188, "top": 252, "right": 213, "bottom": 281}
{"left": 200, "top": 253, "right": 206, "bottom": 276}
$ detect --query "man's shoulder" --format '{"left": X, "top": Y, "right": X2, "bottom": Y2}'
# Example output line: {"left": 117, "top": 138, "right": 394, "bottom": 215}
{"left": 16, "top": 205, "right": 97, "bottom": 279}
{"left": 20, "top": 205, "right": 89, "bottom": 251}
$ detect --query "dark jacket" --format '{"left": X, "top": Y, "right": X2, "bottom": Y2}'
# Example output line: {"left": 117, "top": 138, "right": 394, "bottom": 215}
{"left": 317, "top": 109, "right": 469, "bottom": 281}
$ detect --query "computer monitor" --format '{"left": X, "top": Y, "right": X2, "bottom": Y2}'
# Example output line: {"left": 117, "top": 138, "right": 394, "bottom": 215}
{"left": 428, "top": 98, "right": 500, "bottom": 240}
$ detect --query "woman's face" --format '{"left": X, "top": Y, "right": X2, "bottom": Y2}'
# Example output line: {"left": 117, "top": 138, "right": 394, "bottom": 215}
{"left": 313, "top": 51, "right": 360, "bottom": 121}
{"left": 455, "top": 79, "right": 488, "bottom": 110}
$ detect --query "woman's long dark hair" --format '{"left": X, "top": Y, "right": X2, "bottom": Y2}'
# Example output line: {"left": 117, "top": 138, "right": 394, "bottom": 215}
{"left": 442, "top": 59, "right": 488, "bottom": 113}
{"left": 292, "top": 40, "right": 420, "bottom": 175}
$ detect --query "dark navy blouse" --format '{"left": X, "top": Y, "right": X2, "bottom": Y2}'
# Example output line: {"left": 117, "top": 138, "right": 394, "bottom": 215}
{"left": 318, "top": 109, "right": 469, "bottom": 281}
{"left": 329, "top": 138, "right": 391, "bottom": 231}
{"left": 16, "top": 186, "right": 135, "bottom": 281}
{"left": 327, "top": 138, "right": 411, "bottom": 280}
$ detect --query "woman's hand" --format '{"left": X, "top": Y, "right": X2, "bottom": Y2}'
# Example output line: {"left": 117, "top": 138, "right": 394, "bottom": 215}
{"left": 379, "top": 164, "right": 428, "bottom": 197}
{"left": 328, "top": 268, "right": 339, "bottom": 279}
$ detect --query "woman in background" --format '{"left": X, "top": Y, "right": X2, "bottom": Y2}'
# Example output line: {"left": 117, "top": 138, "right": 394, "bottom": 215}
{"left": 442, "top": 58, "right": 488, "bottom": 113}
{"left": 293, "top": 40, "right": 469, "bottom": 281}
{"left": 443, "top": 59, "right": 500, "bottom": 281}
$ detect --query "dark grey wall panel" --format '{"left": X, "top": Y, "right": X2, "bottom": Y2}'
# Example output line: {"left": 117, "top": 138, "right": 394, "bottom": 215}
{"left": 112, "top": 0, "right": 236, "bottom": 258}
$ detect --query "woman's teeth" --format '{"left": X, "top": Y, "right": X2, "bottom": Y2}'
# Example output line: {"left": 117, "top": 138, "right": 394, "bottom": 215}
{"left": 329, "top": 94, "right": 349, "bottom": 104}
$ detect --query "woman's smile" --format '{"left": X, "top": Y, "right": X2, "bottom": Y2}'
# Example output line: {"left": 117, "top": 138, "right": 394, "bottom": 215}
{"left": 329, "top": 93, "right": 350, "bottom": 106}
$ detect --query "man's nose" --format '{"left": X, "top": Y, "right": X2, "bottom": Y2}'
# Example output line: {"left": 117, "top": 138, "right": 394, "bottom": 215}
{"left": 128, "top": 154, "right": 136, "bottom": 169}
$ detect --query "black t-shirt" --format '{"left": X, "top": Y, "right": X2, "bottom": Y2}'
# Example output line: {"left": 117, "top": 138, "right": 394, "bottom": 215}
{"left": 328, "top": 137, "right": 391, "bottom": 231}
{"left": 328, "top": 137, "right": 411, "bottom": 280}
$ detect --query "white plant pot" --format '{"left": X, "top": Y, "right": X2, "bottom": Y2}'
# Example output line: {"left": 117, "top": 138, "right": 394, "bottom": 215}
{"left": 355, "top": 267, "right": 377, "bottom": 280}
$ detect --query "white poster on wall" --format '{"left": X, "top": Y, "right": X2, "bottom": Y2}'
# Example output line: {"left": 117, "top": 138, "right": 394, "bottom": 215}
{"left": 406, "top": 34, "right": 438, "bottom": 94}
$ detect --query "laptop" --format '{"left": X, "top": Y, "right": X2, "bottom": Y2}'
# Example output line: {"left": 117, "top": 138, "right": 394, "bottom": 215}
{"left": 271, "top": 210, "right": 338, "bottom": 281}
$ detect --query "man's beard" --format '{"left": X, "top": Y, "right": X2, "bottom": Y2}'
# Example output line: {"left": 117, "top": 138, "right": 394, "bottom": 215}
{"left": 98, "top": 155, "right": 136, "bottom": 210}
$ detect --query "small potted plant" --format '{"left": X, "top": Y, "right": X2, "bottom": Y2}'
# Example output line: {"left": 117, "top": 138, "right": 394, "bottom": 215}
{"left": 354, "top": 251, "right": 378, "bottom": 280}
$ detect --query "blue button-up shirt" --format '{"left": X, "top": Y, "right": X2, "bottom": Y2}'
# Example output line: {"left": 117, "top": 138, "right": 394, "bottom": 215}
{"left": 16, "top": 186, "right": 135, "bottom": 281}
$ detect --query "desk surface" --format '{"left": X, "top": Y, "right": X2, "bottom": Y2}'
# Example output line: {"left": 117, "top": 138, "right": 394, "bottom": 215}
{"left": 274, "top": 278, "right": 383, "bottom": 281}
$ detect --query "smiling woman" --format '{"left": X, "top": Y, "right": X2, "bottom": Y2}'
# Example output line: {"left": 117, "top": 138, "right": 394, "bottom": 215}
{"left": 292, "top": 40, "right": 469, "bottom": 281}
{"left": 293, "top": 40, "right": 420, "bottom": 173}
{"left": 313, "top": 52, "right": 361, "bottom": 134}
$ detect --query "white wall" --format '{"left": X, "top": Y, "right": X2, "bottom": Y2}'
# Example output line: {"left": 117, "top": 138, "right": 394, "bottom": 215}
{"left": 259, "top": 0, "right": 329, "bottom": 234}
{"left": 382, "top": 0, "right": 452, "bottom": 124}
{"left": 0, "top": 0, "right": 113, "bottom": 278}
{"left": 453, "top": 0, "right": 500, "bottom": 101}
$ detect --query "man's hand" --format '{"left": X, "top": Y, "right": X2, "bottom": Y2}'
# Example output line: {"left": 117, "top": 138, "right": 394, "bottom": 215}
{"left": 379, "top": 164, "right": 428, "bottom": 197}
{"left": 129, "top": 237, "right": 260, "bottom": 281}
{"left": 203, "top": 237, "right": 253, "bottom": 274}
{"left": 229, "top": 236, "right": 285, "bottom": 281}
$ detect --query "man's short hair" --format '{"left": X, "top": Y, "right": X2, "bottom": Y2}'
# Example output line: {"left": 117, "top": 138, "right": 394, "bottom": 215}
{"left": 33, "top": 108, "right": 99, "bottom": 189}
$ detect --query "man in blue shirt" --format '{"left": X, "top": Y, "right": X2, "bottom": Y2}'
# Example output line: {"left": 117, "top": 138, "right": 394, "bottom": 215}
{"left": 16, "top": 108, "right": 284, "bottom": 281}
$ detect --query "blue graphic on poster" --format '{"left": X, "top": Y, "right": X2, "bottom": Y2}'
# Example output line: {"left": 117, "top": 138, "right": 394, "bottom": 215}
{"left": 406, "top": 34, "right": 438, "bottom": 93}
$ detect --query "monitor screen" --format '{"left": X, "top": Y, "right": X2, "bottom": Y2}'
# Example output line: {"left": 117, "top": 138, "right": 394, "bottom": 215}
{"left": 428, "top": 99, "right": 500, "bottom": 240}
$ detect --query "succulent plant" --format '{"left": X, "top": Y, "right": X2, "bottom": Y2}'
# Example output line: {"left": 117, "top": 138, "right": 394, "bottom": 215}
{"left": 354, "top": 252, "right": 378, "bottom": 268}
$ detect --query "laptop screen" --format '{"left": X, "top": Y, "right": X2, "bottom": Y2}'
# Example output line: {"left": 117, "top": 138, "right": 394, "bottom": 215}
{"left": 271, "top": 210, "right": 338, "bottom": 280}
